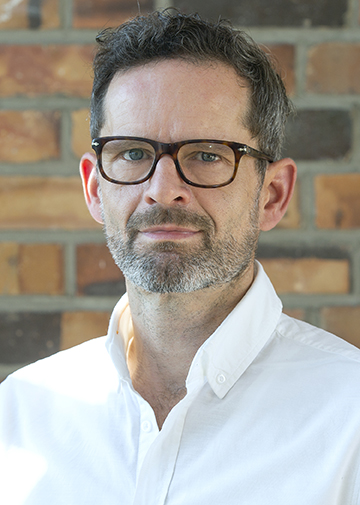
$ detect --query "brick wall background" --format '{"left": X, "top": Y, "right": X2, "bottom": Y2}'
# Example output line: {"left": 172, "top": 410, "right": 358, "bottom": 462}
{"left": 0, "top": 0, "right": 360, "bottom": 380}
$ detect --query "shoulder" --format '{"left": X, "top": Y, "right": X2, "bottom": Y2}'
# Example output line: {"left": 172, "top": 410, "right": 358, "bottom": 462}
{"left": 275, "top": 313, "right": 360, "bottom": 365}
{"left": 0, "top": 336, "right": 118, "bottom": 402}
{"left": 257, "top": 314, "right": 360, "bottom": 419}
{"left": 270, "top": 315, "right": 360, "bottom": 394}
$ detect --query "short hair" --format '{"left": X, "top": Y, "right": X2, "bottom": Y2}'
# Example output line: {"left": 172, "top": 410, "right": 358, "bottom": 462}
{"left": 91, "top": 10, "right": 293, "bottom": 175}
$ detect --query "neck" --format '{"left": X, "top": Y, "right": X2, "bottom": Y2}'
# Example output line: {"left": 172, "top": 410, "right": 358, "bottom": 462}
{"left": 125, "top": 263, "right": 255, "bottom": 427}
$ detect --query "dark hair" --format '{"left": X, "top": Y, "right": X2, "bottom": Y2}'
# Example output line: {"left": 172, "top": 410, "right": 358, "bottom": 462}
{"left": 91, "top": 10, "right": 293, "bottom": 175}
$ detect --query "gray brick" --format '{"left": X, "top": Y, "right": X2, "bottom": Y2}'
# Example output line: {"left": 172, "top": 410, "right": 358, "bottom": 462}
{"left": 257, "top": 244, "right": 350, "bottom": 260}
{"left": 283, "top": 110, "right": 352, "bottom": 160}
{"left": 174, "top": 0, "right": 347, "bottom": 27}
{"left": 82, "top": 280, "right": 127, "bottom": 297}
{"left": 0, "top": 313, "right": 61, "bottom": 365}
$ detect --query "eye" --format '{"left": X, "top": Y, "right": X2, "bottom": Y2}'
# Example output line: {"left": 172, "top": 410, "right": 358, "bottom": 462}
{"left": 200, "top": 151, "right": 219, "bottom": 162}
{"left": 123, "top": 148, "right": 145, "bottom": 161}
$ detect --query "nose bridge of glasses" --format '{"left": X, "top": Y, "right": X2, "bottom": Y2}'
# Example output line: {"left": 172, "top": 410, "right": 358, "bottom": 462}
{"left": 149, "top": 141, "right": 188, "bottom": 187}
{"left": 152, "top": 141, "right": 183, "bottom": 176}
{"left": 154, "top": 141, "right": 180, "bottom": 163}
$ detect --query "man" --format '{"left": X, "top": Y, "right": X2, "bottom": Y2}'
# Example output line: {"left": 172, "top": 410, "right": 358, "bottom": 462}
{"left": 1, "top": 10, "right": 360, "bottom": 505}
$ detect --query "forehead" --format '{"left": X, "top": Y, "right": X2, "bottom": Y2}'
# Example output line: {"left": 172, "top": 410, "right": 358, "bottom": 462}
{"left": 102, "top": 59, "right": 251, "bottom": 141}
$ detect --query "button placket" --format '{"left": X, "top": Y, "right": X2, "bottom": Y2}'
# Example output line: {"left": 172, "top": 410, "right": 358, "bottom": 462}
{"left": 133, "top": 382, "right": 204, "bottom": 505}
{"left": 136, "top": 393, "right": 159, "bottom": 481}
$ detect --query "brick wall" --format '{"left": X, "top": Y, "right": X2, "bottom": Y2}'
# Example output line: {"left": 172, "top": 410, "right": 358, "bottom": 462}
{"left": 0, "top": 0, "right": 360, "bottom": 380}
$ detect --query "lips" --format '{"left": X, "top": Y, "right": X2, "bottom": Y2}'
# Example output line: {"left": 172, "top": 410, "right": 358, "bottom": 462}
{"left": 125, "top": 206, "right": 214, "bottom": 241}
{"left": 140, "top": 225, "right": 201, "bottom": 240}
{"left": 141, "top": 225, "right": 199, "bottom": 233}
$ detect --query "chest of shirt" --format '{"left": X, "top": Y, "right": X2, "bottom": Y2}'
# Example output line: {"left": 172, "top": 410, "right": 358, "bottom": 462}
{"left": 8, "top": 365, "right": 358, "bottom": 505}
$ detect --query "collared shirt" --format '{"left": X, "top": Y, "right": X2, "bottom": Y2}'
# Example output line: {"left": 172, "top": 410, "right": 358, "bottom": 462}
{"left": 1, "top": 263, "right": 360, "bottom": 504}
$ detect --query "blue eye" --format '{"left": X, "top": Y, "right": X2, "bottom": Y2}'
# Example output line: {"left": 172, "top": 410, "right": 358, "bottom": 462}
{"left": 124, "top": 149, "right": 145, "bottom": 161}
{"left": 201, "top": 152, "right": 218, "bottom": 162}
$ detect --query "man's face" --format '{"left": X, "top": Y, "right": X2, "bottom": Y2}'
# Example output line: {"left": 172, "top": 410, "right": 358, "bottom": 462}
{"left": 96, "top": 60, "right": 263, "bottom": 294}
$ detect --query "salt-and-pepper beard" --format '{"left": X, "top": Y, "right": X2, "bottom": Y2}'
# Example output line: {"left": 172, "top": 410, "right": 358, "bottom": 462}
{"left": 101, "top": 201, "right": 260, "bottom": 294}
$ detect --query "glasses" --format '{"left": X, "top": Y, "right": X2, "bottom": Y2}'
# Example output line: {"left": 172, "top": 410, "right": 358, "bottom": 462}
{"left": 91, "top": 136, "right": 273, "bottom": 189}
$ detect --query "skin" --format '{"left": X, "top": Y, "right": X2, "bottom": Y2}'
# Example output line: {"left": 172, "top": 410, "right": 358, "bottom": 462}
{"left": 80, "top": 60, "right": 297, "bottom": 428}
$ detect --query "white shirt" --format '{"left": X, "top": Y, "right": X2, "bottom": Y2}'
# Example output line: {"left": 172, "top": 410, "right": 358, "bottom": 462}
{"left": 1, "top": 263, "right": 360, "bottom": 505}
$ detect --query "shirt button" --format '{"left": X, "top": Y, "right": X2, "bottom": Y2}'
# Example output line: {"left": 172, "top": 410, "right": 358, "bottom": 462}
{"left": 217, "top": 374, "right": 226, "bottom": 384}
{"left": 141, "top": 420, "right": 152, "bottom": 432}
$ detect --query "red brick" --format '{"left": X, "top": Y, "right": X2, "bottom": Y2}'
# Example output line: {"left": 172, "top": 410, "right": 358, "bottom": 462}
{"left": 264, "top": 44, "right": 295, "bottom": 96}
{"left": 72, "top": 109, "right": 91, "bottom": 158}
{"left": 315, "top": 174, "right": 360, "bottom": 229}
{"left": 60, "top": 311, "right": 111, "bottom": 350}
{"left": 77, "top": 243, "right": 125, "bottom": 296}
{"left": 260, "top": 258, "right": 349, "bottom": 294}
{"left": 0, "top": 45, "right": 93, "bottom": 97}
{"left": 0, "top": 110, "right": 60, "bottom": 163}
{"left": 322, "top": 306, "right": 360, "bottom": 348}
{"left": 18, "top": 244, "right": 64, "bottom": 295}
{"left": 0, "top": 243, "right": 64, "bottom": 295}
{"left": 307, "top": 43, "right": 360, "bottom": 94}
{"left": 73, "top": 0, "right": 154, "bottom": 28}
{"left": 0, "top": 177, "right": 100, "bottom": 230}
{"left": 0, "top": 0, "right": 59, "bottom": 29}
{"left": 0, "top": 242, "right": 19, "bottom": 295}
{"left": 283, "top": 309, "right": 305, "bottom": 320}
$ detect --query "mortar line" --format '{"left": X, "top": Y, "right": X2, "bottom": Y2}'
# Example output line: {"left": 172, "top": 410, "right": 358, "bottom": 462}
{"left": 346, "top": 0, "right": 360, "bottom": 28}
{"left": 154, "top": 0, "right": 174, "bottom": 10}
{"left": 59, "top": 0, "right": 74, "bottom": 30}
{"left": 64, "top": 242, "right": 77, "bottom": 297}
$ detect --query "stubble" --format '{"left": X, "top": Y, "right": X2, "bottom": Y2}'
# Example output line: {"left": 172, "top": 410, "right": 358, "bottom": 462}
{"left": 102, "top": 203, "right": 260, "bottom": 294}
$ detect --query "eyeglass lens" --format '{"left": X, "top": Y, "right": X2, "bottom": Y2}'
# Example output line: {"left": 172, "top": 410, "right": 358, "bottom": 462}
{"left": 101, "top": 139, "right": 236, "bottom": 186}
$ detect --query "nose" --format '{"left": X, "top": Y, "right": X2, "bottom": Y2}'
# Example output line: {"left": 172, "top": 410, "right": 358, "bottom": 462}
{"left": 143, "top": 155, "right": 192, "bottom": 206}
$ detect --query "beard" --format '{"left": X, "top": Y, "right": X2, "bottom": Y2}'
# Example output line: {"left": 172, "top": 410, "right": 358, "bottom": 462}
{"left": 102, "top": 204, "right": 260, "bottom": 294}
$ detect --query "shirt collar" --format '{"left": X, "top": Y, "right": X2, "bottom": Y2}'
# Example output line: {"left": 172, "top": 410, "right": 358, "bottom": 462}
{"left": 105, "top": 294, "right": 132, "bottom": 379}
{"left": 187, "top": 262, "right": 282, "bottom": 398}
{"left": 105, "top": 261, "right": 282, "bottom": 398}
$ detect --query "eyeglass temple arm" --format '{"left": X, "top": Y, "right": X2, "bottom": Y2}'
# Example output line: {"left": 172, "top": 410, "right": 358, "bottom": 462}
{"left": 239, "top": 145, "right": 273, "bottom": 163}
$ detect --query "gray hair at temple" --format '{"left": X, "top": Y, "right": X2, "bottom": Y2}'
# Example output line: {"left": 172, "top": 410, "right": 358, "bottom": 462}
{"left": 90, "top": 10, "right": 293, "bottom": 177}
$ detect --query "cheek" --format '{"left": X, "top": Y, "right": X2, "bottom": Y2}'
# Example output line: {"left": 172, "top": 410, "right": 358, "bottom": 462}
{"left": 216, "top": 186, "right": 252, "bottom": 221}
{"left": 100, "top": 185, "right": 142, "bottom": 231}
{"left": 208, "top": 184, "right": 260, "bottom": 238}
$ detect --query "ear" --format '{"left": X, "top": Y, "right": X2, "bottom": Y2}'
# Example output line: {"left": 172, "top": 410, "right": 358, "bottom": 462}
{"left": 259, "top": 158, "right": 297, "bottom": 232}
{"left": 79, "top": 152, "right": 104, "bottom": 224}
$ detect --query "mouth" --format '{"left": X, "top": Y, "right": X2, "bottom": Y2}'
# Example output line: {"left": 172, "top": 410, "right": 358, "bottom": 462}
{"left": 125, "top": 206, "right": 213, "bottom": 244}
{"left": 140, "top": 225, "right": 201, "bottom": 241}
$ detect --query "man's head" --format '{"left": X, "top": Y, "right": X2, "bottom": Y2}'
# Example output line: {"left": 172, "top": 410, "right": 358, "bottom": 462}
{"left": 80, "top": 11, "right": 297, "bottom": 295}
{"left": 90, "top": 10, "right": 293, "bottom": 176}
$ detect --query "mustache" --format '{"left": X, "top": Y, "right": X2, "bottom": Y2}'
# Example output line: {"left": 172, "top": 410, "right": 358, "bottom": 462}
{"left": 126, "top": 207, "right": 215, "bottom": 234}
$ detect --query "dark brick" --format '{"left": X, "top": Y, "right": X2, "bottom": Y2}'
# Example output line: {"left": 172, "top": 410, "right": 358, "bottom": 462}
{"left": 29, "top": 0, "right": 43, "bottom": 29}
{"left": 283, "top": 110, "right": 351, "bottom": 160}
{"left": 257, "top": 244, "right": 350, "bottom": 261}
{"left": 73, "top": 0, "right": 154, "bottom": 28}
{"left": 174, "top": 0, "right": 347, "bottom": 27}
{"left": 82, "top": 280, "right": 126, "bottom": 297}
{"left": 77, "top": 244, "right": 125, "bottom": 296}
{"left": 0, "top": 313, "right": 61, "bottom": 364}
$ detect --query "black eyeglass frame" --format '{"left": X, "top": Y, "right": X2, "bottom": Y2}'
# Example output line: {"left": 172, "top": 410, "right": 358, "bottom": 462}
{"left": 91, "top": 136, "right": 274, "bottom": 189}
